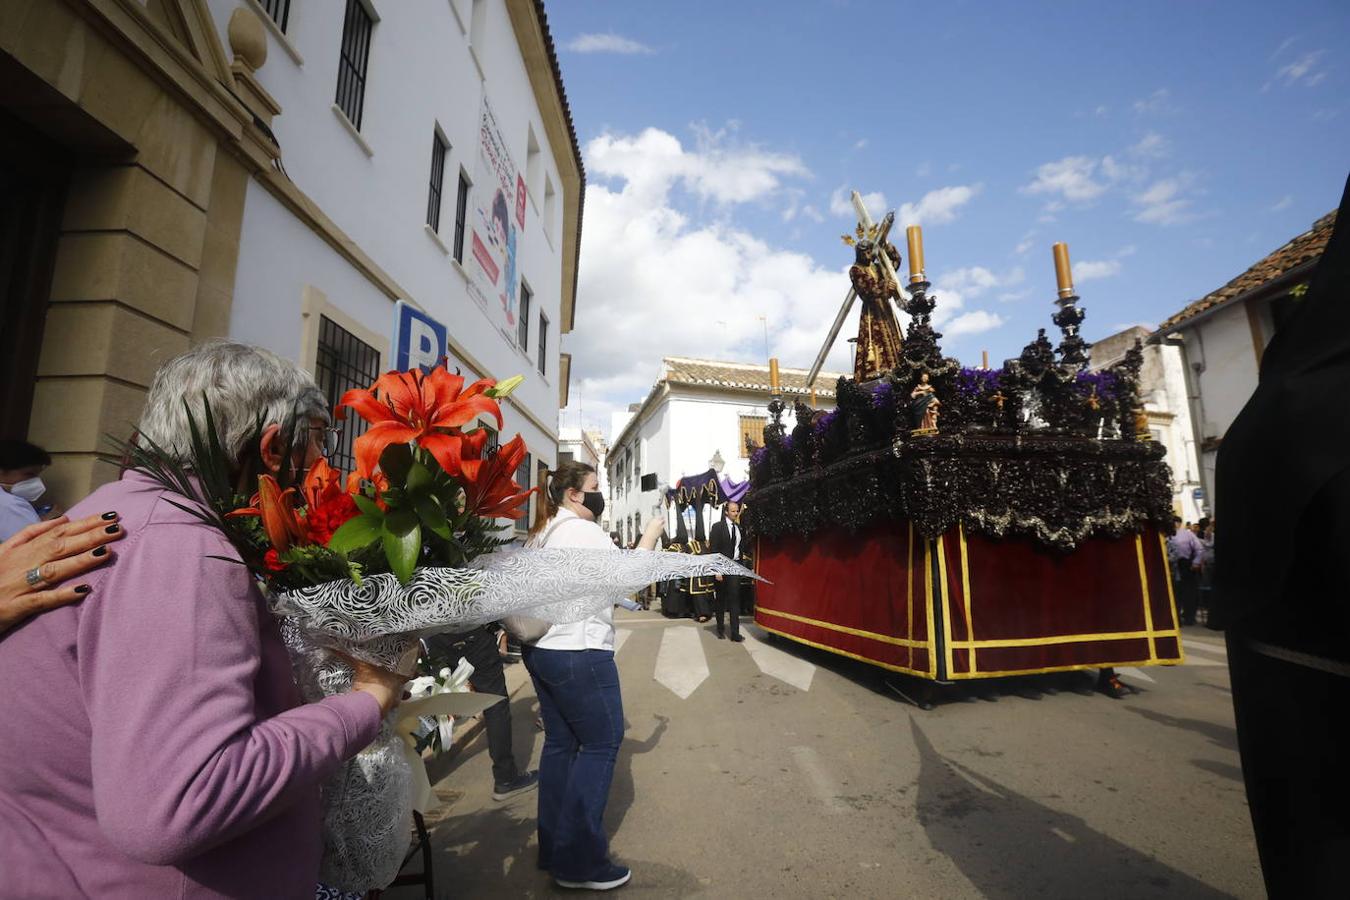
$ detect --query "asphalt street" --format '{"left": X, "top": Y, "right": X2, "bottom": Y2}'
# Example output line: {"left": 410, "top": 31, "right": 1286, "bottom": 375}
{"left": 389, "top": 611, "right": 1261, "bottom": 899}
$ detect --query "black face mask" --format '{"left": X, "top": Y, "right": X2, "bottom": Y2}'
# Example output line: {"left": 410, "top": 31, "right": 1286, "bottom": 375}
{"left": 581, "top": 491, "right": 605, "bottom": 520}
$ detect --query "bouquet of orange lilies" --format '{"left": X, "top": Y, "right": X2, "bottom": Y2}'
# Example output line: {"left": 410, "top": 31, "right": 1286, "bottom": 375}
{"left": 229, "top": 364, "right": 534, "bottom": 590}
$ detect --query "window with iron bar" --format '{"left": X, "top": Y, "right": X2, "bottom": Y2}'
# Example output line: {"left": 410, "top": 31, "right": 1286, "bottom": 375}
{"left": 427, "top": 130, "right": 448, "bottom": 231}
{"left": 518, "top": 282, "right": 532, "bottom": 349}
{"left": 515, "top": 452, "right": 532, "bottom": 534}
{"left": 453, "top": 171, "right": 471, "bottom": 263}
{"left": 313, "top": 315, "right": 381, "bottom": 477}
{"left": 537, "top": 312, "right": 549, "bottom": 376}
{"left": 335, "top": 0, "right": 373, "bottom": 130}
{"left": 257, "top": 0, "right": 291, "bottom": 32}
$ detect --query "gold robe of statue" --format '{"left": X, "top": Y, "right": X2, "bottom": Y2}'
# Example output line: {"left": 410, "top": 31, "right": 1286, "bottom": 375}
{"left": 850, "top": 242, "right": 905, "bottom": 382}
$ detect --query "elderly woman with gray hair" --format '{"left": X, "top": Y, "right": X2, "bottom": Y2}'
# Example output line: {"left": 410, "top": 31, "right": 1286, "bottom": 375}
{"left": 0, "top": 341, "right": 409, "bottom": 899}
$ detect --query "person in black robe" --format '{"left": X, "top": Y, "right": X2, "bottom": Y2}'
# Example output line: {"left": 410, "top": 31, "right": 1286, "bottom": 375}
{"left": 1215, "top": 173, "right": 1349, "bottom": 898}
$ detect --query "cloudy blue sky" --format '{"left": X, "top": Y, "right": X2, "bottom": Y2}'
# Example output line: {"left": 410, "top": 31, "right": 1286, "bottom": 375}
{"left": 549, "top": 0, "right": 1349, "bottom": 436}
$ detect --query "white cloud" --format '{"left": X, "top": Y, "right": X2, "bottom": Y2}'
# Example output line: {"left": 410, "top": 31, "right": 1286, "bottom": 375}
{"left": 938, "top": 265, "right": 1023, "bottom": 299}
{"left": 1129, "top": 132, "right": 1169, "bottom": 158}
{"left": 1022, "top": 156, "right": 1107, "bottom": 203}
{"left": 915, "top": 161, "right": 933, "bottom": 177}
{"left": 566, "top": 33, "right": 655, "bottom": 55}
{"left": 1094, "top": 104, "right": 1109, "bottom": 117}
{"left": 1275, "top": 50, "right": 1327, "bottom": 87}
{"left": 854, "top": 138, "right": 869, "bottom": 151}
{"left": 1132, "top": 177, "right": 1194, "bottom": 225}
{"left": 1270, "top": 36, "right": 1298, "bottom": 61}
{"left": 1014, "top": 231, "right": 1036, "bottom": 256}
{"left": 587, "top": 125, "right": 809, "bottom": 208}
{"left": 943, "top": 310, "right": 1006, "bottom": 338}
{"left": 564, "top": 127, "right": 850, "bottom": 437}
{"left": 897, "top": 183, "right": 982, "bottom": 225}
{"left": 1074, "top": 259, "right": 1123, "bottom": 281}
{"left": 1270, "top": 194, "right": 1294, "bottom": 212}
{"left": 1133, "top": 88, "right": 1175, "bottom": 114}
{"left": 829, "top": 186, "right": 889, "bottom": 220}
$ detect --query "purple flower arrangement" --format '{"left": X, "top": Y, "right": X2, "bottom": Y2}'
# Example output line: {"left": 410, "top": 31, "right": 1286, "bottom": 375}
{"left": 956, "top": 367, "right": 1002, "bottom": 399}
{"left": 812, "top": 409, "right": 839, "bottom": 438}
{"left": 1074, "top": 369, "right": 1120, "bottom": 402}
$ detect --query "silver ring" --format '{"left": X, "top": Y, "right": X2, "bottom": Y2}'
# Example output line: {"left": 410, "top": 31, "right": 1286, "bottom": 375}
{"left": 25, "top": 567, "right": 46, "bottom": 588}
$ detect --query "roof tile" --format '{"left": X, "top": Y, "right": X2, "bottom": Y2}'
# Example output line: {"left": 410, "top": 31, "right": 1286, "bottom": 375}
{"left": 1159, "top": 210, "right": 1335, "bottom": 332}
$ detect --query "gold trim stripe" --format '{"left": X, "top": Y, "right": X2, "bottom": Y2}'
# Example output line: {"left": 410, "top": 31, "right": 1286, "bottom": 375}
{"left": 924, "top": 533, "right": 937, "bottom": 677}
{"left": 958, "top": 524, "right": 975, "bottom": 674}
{"left": 1135, "top": 535, "right": 1158, "bottom": 662}
{"left": 937, "top": 535, "right": 953, "bottom": 677}
{"left": 1157, "top": 532, "right": 1187, "bottom": 665}
{"left": 949, "top": 629, "right": 1179, "bottom": 649}
{"left": 942, "top": 657, "right": 1184, "bottom": 680}
{"left": 755, "top": 606, "right": 928, "bottom": 648}
{"left": 756, "top": 622, "right": 931, "bottom": 678}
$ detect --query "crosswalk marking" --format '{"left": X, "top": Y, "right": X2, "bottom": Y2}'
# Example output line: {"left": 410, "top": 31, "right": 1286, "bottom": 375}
{"left": 1117, "top": 666, "right": 1156, "bottom": 684}
{"left": 653, "top": 625, "right": 710, "bottom": 699}
{"left": 1183, "top": 637, "right": 1228, "bottom": 656}
{"left": 742, "top": 628, "right": 816, "bottom": 691}
{"left": 1182, "top": 637, "right": 1226, "bottom": 667}
{"left": 614, "top": 628, "right": 632, "bottom": 655}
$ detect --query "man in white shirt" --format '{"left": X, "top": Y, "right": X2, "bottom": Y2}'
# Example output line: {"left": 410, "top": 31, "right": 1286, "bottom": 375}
{"left": 708, "top": 501, "right": 746, "bottom": 642}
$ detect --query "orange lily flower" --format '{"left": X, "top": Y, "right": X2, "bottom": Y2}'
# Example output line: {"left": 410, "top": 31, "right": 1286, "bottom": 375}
{"left": 229, "top": 474, "right": 306, "bottom": 553}
{"left": 460, "top": 434, "right": 536, "bottom": 520}
{"left": 339, "top": 366, "right": 504, "bottom": 480}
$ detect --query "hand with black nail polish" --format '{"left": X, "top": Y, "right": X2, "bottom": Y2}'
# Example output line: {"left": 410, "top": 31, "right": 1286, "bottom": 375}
{"left": 0, "top": 512, "right": 124, "bottom": 634}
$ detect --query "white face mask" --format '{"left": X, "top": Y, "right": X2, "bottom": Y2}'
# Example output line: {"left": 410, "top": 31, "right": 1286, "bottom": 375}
{"left": 9, "top": 477, "right": 46, "bottom": 503}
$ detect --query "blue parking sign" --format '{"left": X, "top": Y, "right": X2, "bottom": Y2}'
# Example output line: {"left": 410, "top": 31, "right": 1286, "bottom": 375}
{"left": 393, "top": 302, "right": 447, "bottom": 372}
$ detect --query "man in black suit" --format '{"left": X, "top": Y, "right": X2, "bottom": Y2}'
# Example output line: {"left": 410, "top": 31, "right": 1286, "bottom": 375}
{"left": 709, "top": 501, "right": 746, "bottom": 642}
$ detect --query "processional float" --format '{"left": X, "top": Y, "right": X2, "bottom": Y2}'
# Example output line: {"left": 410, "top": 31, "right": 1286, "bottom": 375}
{"left": 745, "top": 192, "right": 1183, "bottom": 705}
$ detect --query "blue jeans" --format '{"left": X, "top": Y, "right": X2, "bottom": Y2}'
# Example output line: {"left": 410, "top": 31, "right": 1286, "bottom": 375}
{"left": 522, "top": 646, "right": 624, "bottom": 880}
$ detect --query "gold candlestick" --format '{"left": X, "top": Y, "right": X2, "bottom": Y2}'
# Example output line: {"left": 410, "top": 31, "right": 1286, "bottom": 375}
{"left": 981, "top": 349, "right": 989, "bottom": 370}
{"left": 1052, "top": 242, "right": 1074, "bottom": 299}
{"left": 769, "top": 357, "right": 781, "bottom": 392}
{"left": 906, "top": 225, "right": 926, "bottom": 283}
{"left": 810, "top": 388, "right": 817, "bottom": 408}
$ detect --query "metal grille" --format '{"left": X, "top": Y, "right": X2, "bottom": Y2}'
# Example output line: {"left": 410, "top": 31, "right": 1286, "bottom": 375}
{"left": 515, "top": 452, "right": 532, "bottom": 533}
{"left": 314, "top": 315, "right": 381, "bottom": 477}
{"left": 537, "top": 312, "right": 548, "bottom": 376}
{"left": 452, "top": 171, "right": 470, "bottom": 262}
{"left": 739, "top": 415, "right": 767, "bottom": 457}
{"left": 335, "top": 0, "right": 373, "bottom": 130}
{"left": 258, "top": 0, "right": 291, "bottom": 32}
{"left": 427, "top": 131, "right": 448, "bottom": 231}
{"left": 517, "top": 283, "right": 531, "bottom": 348}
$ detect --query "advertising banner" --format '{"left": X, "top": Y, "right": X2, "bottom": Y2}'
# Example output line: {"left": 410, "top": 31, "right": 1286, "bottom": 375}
{"left": 467, "top": 96, "right": 527, "bottom": 337}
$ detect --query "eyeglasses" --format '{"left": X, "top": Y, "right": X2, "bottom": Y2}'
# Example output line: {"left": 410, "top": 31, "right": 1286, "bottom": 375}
{"left": 310, "top": 424, "right": 341, "bottom": 458}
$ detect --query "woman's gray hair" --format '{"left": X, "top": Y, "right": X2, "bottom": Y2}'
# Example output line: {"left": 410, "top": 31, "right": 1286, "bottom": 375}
{"left": 137, "top": 340, "right": 330, "bottom": 466}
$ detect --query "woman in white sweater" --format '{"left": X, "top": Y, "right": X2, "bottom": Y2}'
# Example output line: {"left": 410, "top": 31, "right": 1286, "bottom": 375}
{"left": 524, "top": 461, "right": 664, "bottom": 891}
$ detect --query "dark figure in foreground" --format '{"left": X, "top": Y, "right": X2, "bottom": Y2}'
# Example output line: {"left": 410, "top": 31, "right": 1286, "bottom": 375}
{"left": 1216, "top": 174, "right": 1350, "bottom": 899}
{"left": 708, "top": 501, "right": 747, "bottom": 642}
{"left": 424, "top": 625, "right": 537, "bottom": 801}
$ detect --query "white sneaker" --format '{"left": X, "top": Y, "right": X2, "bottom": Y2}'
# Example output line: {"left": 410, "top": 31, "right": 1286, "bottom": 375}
{"left": 555, "top": 864, "right": 632, "bottom": 891}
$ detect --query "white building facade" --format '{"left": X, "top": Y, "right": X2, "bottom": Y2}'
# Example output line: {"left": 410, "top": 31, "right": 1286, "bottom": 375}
{"left": 1089, "top": 327, "right": 1205, "bottom": 523}
{"left": 606, "top": 358, "right": 844, "bottom": 546}
{"left": 204, "top": 0, "right": 583, "bottom": 534}
{"left": 1151, "top": 211, "right": 1334, "bottom": 516}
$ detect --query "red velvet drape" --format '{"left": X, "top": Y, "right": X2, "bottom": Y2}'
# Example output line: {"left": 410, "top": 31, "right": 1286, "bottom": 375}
{"left": 755, "top": 520, "right": 1183, "bottom": 680}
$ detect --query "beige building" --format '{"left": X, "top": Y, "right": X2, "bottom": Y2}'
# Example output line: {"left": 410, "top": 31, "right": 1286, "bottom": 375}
{"left": 1, "top": 0, "right": 582, "bottom": 510}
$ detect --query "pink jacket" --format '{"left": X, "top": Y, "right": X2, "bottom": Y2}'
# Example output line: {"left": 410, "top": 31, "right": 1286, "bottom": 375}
{"left": 0, "top": 471, "right": 382, "bottom": 898}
